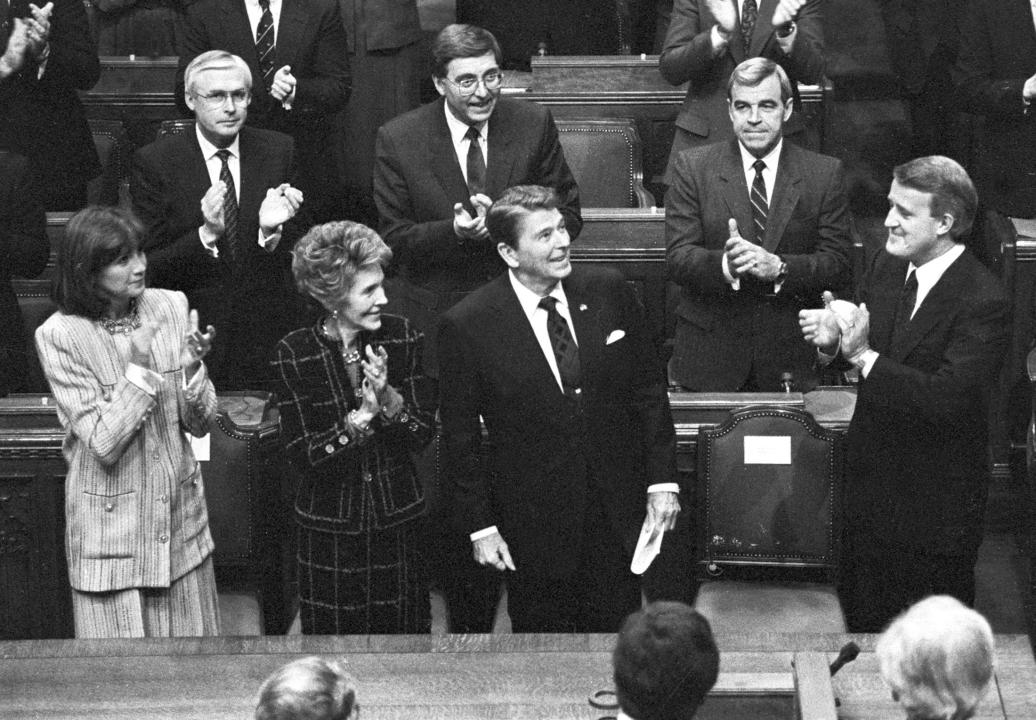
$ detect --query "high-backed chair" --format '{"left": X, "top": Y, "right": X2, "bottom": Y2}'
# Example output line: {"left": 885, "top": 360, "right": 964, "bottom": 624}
{"left": 86, "top": 118, "right": 132, "bottom": 206}
{"left": 694, "top": 405, "right": 847, "bottom": 634}
{"left": 157, "top": 118, "right": 196, "bottom": 139}
{"left": 15, "top": 279, "right": 56, "bottom": 394}
{"left": 555, "top": 118, "right": 655, "bottom": 208}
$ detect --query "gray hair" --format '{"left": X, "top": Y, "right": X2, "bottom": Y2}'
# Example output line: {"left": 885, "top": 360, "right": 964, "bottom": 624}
{"left": 184, "top": 50, "right": 252, "bottom": 96}
{"left": 727, "top": 57, "right": 793, "bottom": 103}
{"left": 255, "top": 656, "right": 357, "bottom": 720}
{"left": 291, "top": 221, "right": 392, "bottom": 310}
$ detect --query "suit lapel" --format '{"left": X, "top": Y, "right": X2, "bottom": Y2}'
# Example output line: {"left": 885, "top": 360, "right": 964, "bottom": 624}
{"left": 222, "top": 1, "right": 260, "bottom": 70}
{"left": 486, "top": 105, "right": 518, "bottom": 197}
{"left": 236, "top": 129, "right": 267, "bottom": 236}
{"left": 490, "top": 275, "right": 563, "bottom": 398}
{"left": 866, "top": 255, "right": 908, "bottom": 354}
{"left": 564, "top": 274, "right": 604, "bottom": 387}
{"left": 718, "top": 141, "right": 756, "bottom": 242}
{"left": 889, "top": 253, "right": 968, "bottom": 362}
{"left": 765, "top": 144, "right": 802, "bottom": 252}
{"left": 274, "top": 0, "right": 309, "bottom": 71}
{"left": 428, "top": 101, "right": 472, "bottom": 208}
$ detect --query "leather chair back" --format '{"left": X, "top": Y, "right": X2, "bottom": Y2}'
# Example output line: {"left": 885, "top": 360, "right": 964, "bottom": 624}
{"left": 555, "top": 118, "right": 655, "bottom": 208}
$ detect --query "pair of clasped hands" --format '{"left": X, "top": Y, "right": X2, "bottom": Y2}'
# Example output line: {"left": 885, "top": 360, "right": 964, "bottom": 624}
{"left": 200, "top": 183, "right": 304, "bottom": 239}
{"left": 798, "top": 291, "right": 871, "bottom": 362}
{"left": 704, "top": 0, "right": 806, "bottom": 37}
{"left": 453, "top": 194, "right": 492, "bottom": 242}
{"left": 130, "top": 310, "right": 217, "bottom": 382}
{"left": 0, "top": 2, "right": 53, "bottom": 78}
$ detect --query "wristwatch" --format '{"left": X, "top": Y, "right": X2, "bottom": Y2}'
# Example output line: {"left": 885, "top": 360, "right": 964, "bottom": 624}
{"left": 775, "top": 259, "right": 789, "bottom": 283}
{"left": 776, "top": 21, "right": 797, "bottom": 38}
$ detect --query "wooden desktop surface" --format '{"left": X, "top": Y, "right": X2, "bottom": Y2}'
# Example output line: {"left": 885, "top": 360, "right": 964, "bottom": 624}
{"left": 3, "top": 633, "right": 1033, "bottom": 719}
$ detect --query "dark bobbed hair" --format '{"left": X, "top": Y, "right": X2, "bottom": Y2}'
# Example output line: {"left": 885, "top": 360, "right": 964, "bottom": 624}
{"left": 893, "top": 155, "right": 978, "bottom": 240}
{"left": 727, "top": 56, "right": 793, "bottom": 103}
{"left": 291, "top": 221, "right": 392, "bottom": 311}
{"left": 486, "top": 184, "right": 559, "bottom": 250}
{"left": 255, "top": 656, "right": 357, "bottom": 720}
{"left": 52, "top": 205, "right": 145, "bottom": 320}
{"left": 613, "top": 602, "right": 720, "bottom": 720}
{"left": 431, "top": 23, "right": 503, "bottom": 78}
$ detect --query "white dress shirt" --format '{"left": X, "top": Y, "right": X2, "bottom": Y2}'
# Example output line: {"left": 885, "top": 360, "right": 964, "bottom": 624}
{"left": 244, "top": 0, "right": 282, "bottom": 39}
{"left": 444, "top": 102, "right": 489, "bottom": 187}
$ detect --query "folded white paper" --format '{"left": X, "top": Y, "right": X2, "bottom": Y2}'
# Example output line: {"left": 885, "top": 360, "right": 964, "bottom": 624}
{"left": 630, "top": 519, "right": 665, "bottom": 575}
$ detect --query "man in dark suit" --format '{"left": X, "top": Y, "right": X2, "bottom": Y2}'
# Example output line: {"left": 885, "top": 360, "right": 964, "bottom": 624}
{"left": 0, "top": 0, "right": 100, "bottom": 210}
{"left": 373, "top": 23, "right": 581, "bottom": 373}
{"left": 132, "top": 50, "right": 308, "bottom": 391}
{"left": 438, "top": 185, "right": 681, "bottom": 633}
{"left": 666, "top": 57, "right": 851, "bottom": 392}
{"left": 799, "top": 156, "right": 1010, "bottom": 632}
{"left": 952, "top": 0, "right": 1036, "bottom": 218}
{"left": 175, "top": 0, "right": 350, "bottom": 222}
{"left": 0, "top": 150, "right": 47, "bottom": 396}
{"left": 659, "top": 0, "right": 824, "bottom": 177}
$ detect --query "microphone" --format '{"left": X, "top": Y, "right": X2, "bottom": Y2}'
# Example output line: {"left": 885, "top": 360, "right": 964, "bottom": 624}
{"left": 829, "top": 641, "right": 860, "bottom": 676}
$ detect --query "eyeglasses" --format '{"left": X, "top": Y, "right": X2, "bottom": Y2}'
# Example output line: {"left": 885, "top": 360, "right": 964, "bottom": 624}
{"left": 193, "top": 90, "right": 251, "bottom": 107}
{"left": 444, "top": 71, "right": 504, "bottom": 95}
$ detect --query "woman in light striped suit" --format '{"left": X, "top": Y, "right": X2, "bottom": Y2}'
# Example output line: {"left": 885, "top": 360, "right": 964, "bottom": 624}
{"left": 35, "top": 205, "right": 221, "bottom": 638}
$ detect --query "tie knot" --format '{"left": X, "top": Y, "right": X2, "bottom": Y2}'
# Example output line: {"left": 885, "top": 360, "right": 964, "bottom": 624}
{"left": 752, "top": 159, "right": 766, "bottom": 174}
{"left": 216, "top": 149, "right": 231, "bottom": 164}
{"left": 538, "top": 296, "right": 558, "bottom": 312}
{"left": 259, "top": 0, "right": 270, "bottom": 9}
{"left": 465, "top": 125, "right": 481, "bottom": 142}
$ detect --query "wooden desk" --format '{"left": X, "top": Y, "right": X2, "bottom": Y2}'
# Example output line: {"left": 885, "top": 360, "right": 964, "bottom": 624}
{"left": 2, "top": 633, "right": 1032, "bottom": 719}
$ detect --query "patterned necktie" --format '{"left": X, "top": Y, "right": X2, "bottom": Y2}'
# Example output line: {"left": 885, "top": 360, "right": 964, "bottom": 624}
{"left": 741, "top": 0, "right": 758, "bottom": 54}
{"left": 539, "top": 296, "right": 582, "bottom": 395}
{"left": 891, "top": 269, "right": 918, "bottom": 350}
{"left": 750, "top": 159, "right": 768, "bottom": 244}
{"left": 216, "top": 149, "right": 239, "bottom": 259}
{"left": 465, "top": 125, "right": 487, "bottom": 196}
{"left": 255, "top": 0, "right": 276, "bottom": 90}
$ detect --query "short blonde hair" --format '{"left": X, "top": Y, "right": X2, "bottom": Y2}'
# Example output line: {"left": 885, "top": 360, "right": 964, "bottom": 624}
{"left": 291, "top": 221, "right": 392, "bottom": 311}
{"left": 255, "top": 656, "right": 357, "bottom": 720}
{"left": 876, "top": 596, "right": 995, "bottom": 720}
{"left": 184, "top": 50, "right": 252, "bottom": 95}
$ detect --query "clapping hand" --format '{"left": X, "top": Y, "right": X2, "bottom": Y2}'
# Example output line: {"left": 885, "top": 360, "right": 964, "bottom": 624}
{"left": 0, "top": 19, "right": 31, "bottom": 77}
{"left": 259, "top": 183, "right": 304, "bottom": 234}
{"left": 724, "top": 219, "right": 782, "bottom": 280}
{"left": 200, "top": 181, "right": 229, "bottom": 234}
{"left": 181, "top": 309, "right": 216, "bottom": 379}
{"left": 269, "top": 65, "right": 297, "bottom": 104}
{"left": 453, "top": 193, "right": 492, "bottom": 242}
{"left": 772, "top": 0, "right": 806, "bottom": 28}
{"left": 25, "top": 2, "right": 52, "bottom": 59}
{"left": 361, "top": 344, "right": 389, "bottom": 402}
{"left": 703, "top": 0, "right": 738, "bottom": 36}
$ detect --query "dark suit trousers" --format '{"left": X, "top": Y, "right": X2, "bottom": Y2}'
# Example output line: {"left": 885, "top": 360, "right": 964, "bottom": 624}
{"left": 506, "top": 490, "right": 640, "bottom": 634}
{"left": 838, "top": 534, "right": 980, "bottom": 633}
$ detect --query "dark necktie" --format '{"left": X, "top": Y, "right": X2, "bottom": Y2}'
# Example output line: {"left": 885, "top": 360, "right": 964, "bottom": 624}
{"left": 465, "top": 125, "right": 486, "bottom": 196}
{"left": 539, "top": 296, "right": 582, "bottom": 396}
{"left": 750, "top": 159, "right": 768, "bottom": 244}
{"left": 740, "top": 0, "right": 758, "bottom": 54}
{"left": 0, "top": 0, "right": 10, "bottom": 51}
{"left": 891, "top": 269, "right": 918, "bottom": 351}
{"left": 216, "top": 149, "right": 239, "bottom": 259}
{"left": 255, "top": 0, "right": 276, "bottom": 90}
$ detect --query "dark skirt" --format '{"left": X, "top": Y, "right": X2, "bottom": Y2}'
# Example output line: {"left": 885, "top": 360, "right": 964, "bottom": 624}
{"left": 296, "top": 504, "right": 430, "bottom": 635}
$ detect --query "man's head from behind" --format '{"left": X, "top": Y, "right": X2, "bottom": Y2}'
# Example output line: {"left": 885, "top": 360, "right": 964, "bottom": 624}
{"left": 431, "top": 24, "right": 504, "bottom": 126}
{"left": 727, "top": 58, "right": 793, "bottom": 159}
{"left": 489, "top": 184, "right": 572, "bottom": 296}
{"left": 613, "top": 602, "right": 720, "bottom": 720}
{"left": 885, "top": 155, "right": 978, "bottom": 265}
{"left": 255, "top": 656, "right": 358, "bottom": 720}
{"left": 876, "top": 595, "right": 995, "bottom": 720}
{"left": 184, "top": 50, "right": 253, "bottom": 149}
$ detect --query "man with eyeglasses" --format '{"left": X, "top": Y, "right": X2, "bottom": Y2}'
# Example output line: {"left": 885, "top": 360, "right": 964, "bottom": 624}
{"left": 131, "top": 50, "right": 309, "bottom": 391}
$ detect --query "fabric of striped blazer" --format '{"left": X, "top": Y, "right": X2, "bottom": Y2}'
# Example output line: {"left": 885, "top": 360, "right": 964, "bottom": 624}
{"left": 35, "top": 289, "right": 218, "bottom": 592}
{"left": 272, "top": 313, "right": 435, "bottom": 534}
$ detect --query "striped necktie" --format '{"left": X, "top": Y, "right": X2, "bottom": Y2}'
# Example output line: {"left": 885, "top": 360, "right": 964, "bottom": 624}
{"left": 255, "top": 0, "right": 276, "bottom": 90}
{"left": 750, "top": 159, "right": 768, "bottom": 244}
{"left": 216, "top": 149, "right": 239, "bottom": 259}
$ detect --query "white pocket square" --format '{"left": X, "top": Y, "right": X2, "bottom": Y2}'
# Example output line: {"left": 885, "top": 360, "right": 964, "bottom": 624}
{"left": 605, "top": 329, "right": 626, "bottom": 345}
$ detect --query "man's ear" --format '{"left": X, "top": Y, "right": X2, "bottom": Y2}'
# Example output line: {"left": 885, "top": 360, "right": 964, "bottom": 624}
{"left": 782, "top": 97, "right": 793, "bottom": 122}
{"left": 432, "top": 75, "right": 447, "bottom": 98}
{"left": 937, "top": 213, "right": 955, "bottom": 238}
{"left": 185, "top": 89, "right": 196, "bottom": 113}
{"left": 497, "top": 241, "right": 519, "bottom": 269}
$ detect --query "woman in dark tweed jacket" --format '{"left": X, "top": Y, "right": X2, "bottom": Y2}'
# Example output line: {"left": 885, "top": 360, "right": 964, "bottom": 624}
{"left": 271, "top": 221, "right": 436, "bottom": 634}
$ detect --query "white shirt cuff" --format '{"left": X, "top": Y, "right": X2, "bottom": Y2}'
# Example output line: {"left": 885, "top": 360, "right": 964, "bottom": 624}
{"left": 647, "top": 483, "right": 680, "bottom": 494}
{"left": 856, "top": 349, "right": 879, "bottom": 378}
{"left": 258, "top": 227, "right": 282, "bottom": 252}
{"left": 183, "top": 360, "right": 208, "bottom": 395}
{"left": 126, "top": 363, "right": 163, "bottom": 396}
{"left": 776, "top": 27, "right": 797, "bottom": 54}
{"left": 199, "top": 226, "right": 220, "bottom": 258}
{"left": 470, "top": 525, "right": 499, "bottom": 542}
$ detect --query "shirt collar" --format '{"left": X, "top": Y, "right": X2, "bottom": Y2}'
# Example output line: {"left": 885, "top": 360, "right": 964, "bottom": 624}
{"left": 738, "top": 138, "right": 783, "bottom": 175}
{"left": 508, "top": 269, "right": 568, "bottom": 319}
{"left": 195, "top": 126, "right": 241, "bottom": 162}
{"left": 443, "top": 101, "right": 488, "bottom": 145}
{"left": 910, "top": 242, "right": 965, "bottom": 286}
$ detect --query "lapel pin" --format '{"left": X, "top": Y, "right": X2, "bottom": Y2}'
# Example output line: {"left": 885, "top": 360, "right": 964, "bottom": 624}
{"left": 579, "top": 304, "right": 587, "bottom": 312}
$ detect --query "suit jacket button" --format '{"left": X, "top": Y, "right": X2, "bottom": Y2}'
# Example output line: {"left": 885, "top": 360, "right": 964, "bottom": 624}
{"left": 159, "top": 494, "right": 168, "bottom": 503}
{"left": 105, "top": 502, "right": 115, "bottom": 512}
{"left": 362, "top": 471, "right": 372, "bottom": 483}
{"left": 158, "top": 534, "right": 169, "bottom": 543}
{"left": 325, "top": 443, "right": 335, "bottom": 454}
{"left": 338, "top": 434, "right": 349, "bottom": 445}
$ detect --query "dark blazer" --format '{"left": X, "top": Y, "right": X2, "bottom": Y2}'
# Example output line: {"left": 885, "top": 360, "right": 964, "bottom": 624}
{"left": 0, "top": 0, "right": 100, "bottom": 210}
{"left": 437, "top": 266, "right": 679, "bottom": 579}
{"left": 0, "top": 151, "right": 47, "bottom": 396}
{"left": 373, "top": 97, "right": 582, "bottom": 298}
{"left": 272, "top": 314, "right": 436, "bottom": 533}
{"left": 953, "top": 0, "right": 1036, "bottom": 216}
{"left": 665, "top": 139, "right": 852, "bottom": 391}
{"left": 130, "top": 126, "right": 308, "bottom": 390}
{"left": 847, "top": 249, "right": 1009, "bottom": 553}
{"left": 338, "top": 0, "right": 422, "bottom": 52}
{"left": 658, "top": 0, "right": 825, "bottom": 175}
